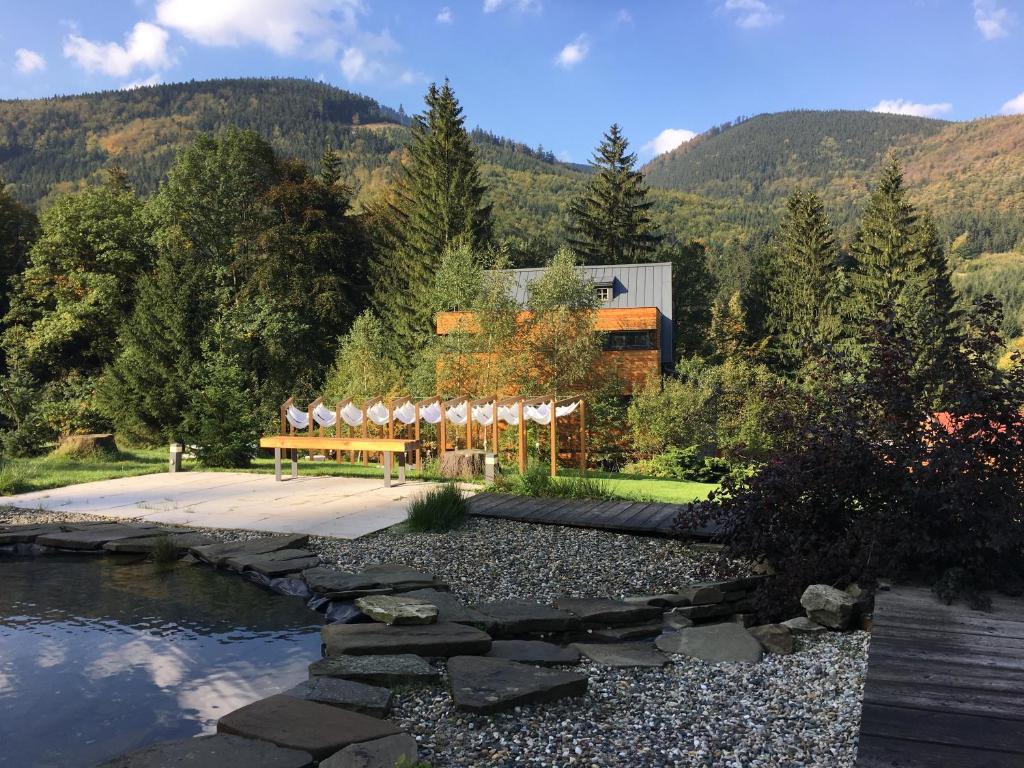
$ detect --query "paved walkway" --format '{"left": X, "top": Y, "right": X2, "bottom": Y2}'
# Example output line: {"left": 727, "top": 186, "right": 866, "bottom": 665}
{"left": 857, "top": 585, "right": 1024, "bottom": 767}
{"left": 0, "top": 472, "right": 440, "bottom": 539}
{"left": 466, "top": 493, "right": 718, "bottom": 539}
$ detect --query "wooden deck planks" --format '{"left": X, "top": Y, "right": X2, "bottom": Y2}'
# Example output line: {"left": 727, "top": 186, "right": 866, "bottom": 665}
{"left": 856, "top": 585, "right": 1024, "bottom": 767}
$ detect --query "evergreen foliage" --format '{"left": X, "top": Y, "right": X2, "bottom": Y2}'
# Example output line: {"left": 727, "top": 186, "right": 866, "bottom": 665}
{"left": 568, "top": 124, "right": 662, "bottom": 264}
{"left": 0, "top": 181, "right": 38, "bottom": 324}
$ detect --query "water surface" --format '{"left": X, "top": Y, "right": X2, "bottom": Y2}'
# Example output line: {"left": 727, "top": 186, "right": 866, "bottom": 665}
{"left": 0, "top": 554, "right": 323, "bottom": 767}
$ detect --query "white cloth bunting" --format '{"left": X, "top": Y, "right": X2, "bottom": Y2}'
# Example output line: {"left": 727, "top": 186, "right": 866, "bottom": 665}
{"left": 285, "top": 405, "right": 310, "bottom": 430}
{"left": 312, "top": 403, "right": 337, "bottom": 427}
{"left": 420, "top": 402, "right": 442, "bottom": 424}
{"left": 445, "top": 401, "right": 468, "bottom": 425}
{"left": 285, "top": 398, "right": 580, "bottom": 430}
{"left": 393, "top": 402, "right": 417, "bottom": 425}
{"left": 340, "top": 402, "right": 364, "bottom": 427}
{"left": 367, "top": 402, "right": 390, "bottom": 426}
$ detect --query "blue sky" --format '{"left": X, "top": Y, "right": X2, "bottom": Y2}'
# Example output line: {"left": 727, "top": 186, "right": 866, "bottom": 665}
{"left": 3, "top": 1, "right": 1024, "bottom": 162}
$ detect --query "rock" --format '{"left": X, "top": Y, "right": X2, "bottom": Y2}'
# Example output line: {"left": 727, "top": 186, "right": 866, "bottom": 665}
{"left": 573, "top": 642, "right": 669, "bottom": 668}
{"left": 655, "top": 623, "right": 763, "bottom": 663}
{"left": 96, "top": 734, "right": 314, "bottom": 768}
{"left": 580, "top": 621, "right": 664, "bottom": 642}
{"left": 103, "top": 532, "right": 217, "bottom": 554}
{"left": 360, "top": 564, "right": 444, "bottom": 592}
{"left": 309, "top": 655, "right": 440, "bottom": 686}
{"left": 438, "top": 448, "right": 485, "bottom": 479}
{"left": 748, "top": 624, "right": 794, "bottom": 655}
{"left": 800, "top": 584, "right": 855, "bottom": 629}
{"left": 401, "top": 588, "right": 495, "bottom": 630}
{"left": 191, "top": 534, "right": 310, "bottom": 567}
{"left": 54, "top": 432, "right": 118, "bottom": 458}
{"left": 675, "top": 585, "right": 725, "bottom": 606}
{"left": 0, "top": 524, "right": 64, "bottom": 545}
{"left": 845, "top": 583, "right": 864, "bottom": 599}
{"left": 303, "top": 569, "right": 393, "bottom": 600}
{"left": 664, "top": 602, "right": 733, "bottom": 622}
{"left": 475, "top": 599, "right": 580, "bottom": 636}
{"left": 282, "top": 678, "right": 392, "bottom": 718}
{"left": 663, "top": 609, "right": 695, "bottom": 630}
{"left": 484, "top": 640, "right": 581, "bottom": 665}
{"left": 622, "top": 593, "right": 689, "bottom": 608}
{"left": 228, "top": 549, "right": 321, "bottom": 576}
{"left": 323, "top": 601, "right": 369, "bottom": 625}
{"left": 217, "top": 694, "right": 401, "bottom": 760}
{"left": 447, "top": 656, "right": 588, "bottom": 713}
{"left": 355, "top": 594, "right": 439, "bottom": 625}
{"left": 320, "top": 734, "right": 418, "bottom": 768}
{"left": 35, "top": 523, "right": 166, "bottom": 550}
{"left": 711, "top": 576, "right": 770, "bottom": 592}
{"left": 782, "top": 616, "right": 828, "bottom": 634}
{"left": 730, "top": 613, "right": 755, "bottom": 627}
{"left": 553, "top": 597, "right": 662, "bottom": 627}
{"left": 269, "top": 577, "right": 312, "bottom": 599}
{"left": 322, "top": 622, "right": 491, "bottom": 657}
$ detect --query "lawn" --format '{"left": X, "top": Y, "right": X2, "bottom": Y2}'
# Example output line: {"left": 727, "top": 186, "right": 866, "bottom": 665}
{"left": 555, "top": 469, "right": 718, "bottom": 504}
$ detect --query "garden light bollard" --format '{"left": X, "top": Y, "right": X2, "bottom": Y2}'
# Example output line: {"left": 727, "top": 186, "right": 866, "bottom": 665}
{"left": 169, "top": 443, "right": 183, "bottom": 473}
{"left": 484, "top": 452, "right": 497, "bottom": 485}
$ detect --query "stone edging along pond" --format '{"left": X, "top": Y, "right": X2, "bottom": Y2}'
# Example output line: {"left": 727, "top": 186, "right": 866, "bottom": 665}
{"left": 0, "top": 518, "right": 865, "bottom": 768}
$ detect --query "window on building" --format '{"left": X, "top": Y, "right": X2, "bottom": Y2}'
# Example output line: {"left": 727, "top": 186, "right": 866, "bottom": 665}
{"left": 603, "top": 330, "right": 656, "bottom": 351}
{"left": 594, "top": 283, "right": 613, "bottom": 302}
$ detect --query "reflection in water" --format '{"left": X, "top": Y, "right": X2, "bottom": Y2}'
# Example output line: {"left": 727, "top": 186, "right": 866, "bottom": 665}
{"left": 0, "top": 554, "right": 323, "bottom": 768}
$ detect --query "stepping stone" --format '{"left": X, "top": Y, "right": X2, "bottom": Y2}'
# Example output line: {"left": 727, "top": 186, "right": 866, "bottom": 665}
{"left": 554, "top": 597, "right": 662, "bottom": 627}
{"left": 191, "top": 534, "right": 310, "bottom": 566}
{"left": 217, "top": 694, "right": 401, "bottom": 760}
{"left": 103, "top": 532, "right": 217, "bottom": 554}
{"left": 360, "top": 564, "right": 443, "bottom": 592}
{"left": 320, "top": 733, "right": 418, "bottom": 768}
{"left": 573, "top": 642, "right": 669, "bottom": 668}
{"left": 484, "top": 640, "right": 581, "bottom": 666}
{"left": 401, "top": 588, "right": 496, "bottom": 630}
{"left": 303, "top": 568, "right": 391, "bottom": 599}
{"left": 749, "top": 624, "right": 794, "bottom": 655}
{"left": 623, "top": 593, "right": 689, "bottom": 608}
{"left": 35, "top": 523, "right": 166, "bottom": 550}
{"left": 475, "top": 599, "right": 580, "bottom": 635}
{"left": 0, "top": 524, "right": 64, "bottom": 545}
{"left": 447, "top": 656, "right": 588, "bottom": 714}
{"left": 309, "top": 655, "right": 440, "bottom": 686}
{"left": 655, "top": 623, "right": 763, "bottom": 663}
{"left": 579, "top": 621, "right": 664, "bottom": 642}
{"left": 97, "top": 734, "right": 314, "bottom": 768}
{"left": 356, "top": 594, "right": 438, "bottom": 625}
{"left": 282, "top": 677, "right": 392, "bottom": 717}
{"left": 227, "top": 549, "right": 320, "bottom": 576}
{"left": 675, "top": 584, "right": 725, "bottom": 606}
{"left": 782, "top": 616, "right": 828, "bottom": 634}
{"left": 322, "top": 622, "right": 491, "bottom": 657}
{"left": 664, "top": 602, "right": 734, "bottom": 621}
{"left": 663, "top": 609, "right": 694, "bottom": 630}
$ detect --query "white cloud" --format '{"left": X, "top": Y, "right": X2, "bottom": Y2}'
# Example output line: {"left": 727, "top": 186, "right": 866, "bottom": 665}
{"left": 436, "top": 6, "right": 453, "bottom": 24}
{"left": 340, "top": 47, "right": 373, "bottom": 81}
{"left": 871, "top": 98, "right": 953, "bottom": 118}
{"left": 642, "top": 128, "right": 698, "bottom": 157}
{"left": 121, "top": 73, "right": 163, "bottom": 90}
{"left": 63, "top": 22, "right": 172, "bottom": 77}
{"left": 555, "top": 34, "right": 589, "bottom": 68}
{"left": 974, "top": 0, "right": 1014, "bottom": 40}
{"left": 14, "top": 48, "right": 46, "bottom": 74}
{"left": 723, "top": 0, "right": 782, "bottom": 29}
{"left": 1000, "top": 91, "right": 1024, "bottom": 115}
{"left": 615, "top": 9, "right": 632, "bottom": 24}
{"left": 483, "top": 0, "right": 541, "bottom": 13}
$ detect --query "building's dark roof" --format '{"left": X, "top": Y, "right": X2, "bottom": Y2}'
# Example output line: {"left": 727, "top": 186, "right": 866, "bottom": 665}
{"left": 500, "top": 262, "right": 674, "bottom": 366}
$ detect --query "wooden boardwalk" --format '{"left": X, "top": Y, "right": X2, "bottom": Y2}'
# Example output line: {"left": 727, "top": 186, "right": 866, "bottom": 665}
{"left": 857, "top": 585, "right": 1024, "bottom": 767}
{"left": 466, "top": 493, "right": 717, "bottom": 539}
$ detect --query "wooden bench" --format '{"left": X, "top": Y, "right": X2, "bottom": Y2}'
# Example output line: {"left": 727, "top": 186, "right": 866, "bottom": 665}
{"left": 258, "top": 436, "right": 421, "bottom": 487}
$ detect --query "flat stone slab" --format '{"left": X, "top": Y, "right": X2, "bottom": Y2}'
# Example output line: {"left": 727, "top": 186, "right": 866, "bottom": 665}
{"left": 97, "top": 734, "right": 314, "bottom": 768}
{"left": 103, "top": 531, "right": 218, "bottom": 554}
{"left": 782, "top": 616, "right": 828, "bottom": 634}
{"left": 217, "top": 694, "right": 401, "bottom": 760}
{"left": 322, "top": 621, "right": 491, "bottom": 657}
{"left": 356, "top": 594, "right": 439, "bottom": 625}
{"left": 554, "top": 597, "right": 662, "bottom": 627}
{"left": 676, "top": 584, "right": 726, "bottom": 605}
{"left": 402, "top": 588, "right": 495, "bottom": 630}
{"left": 655, "top": 623, "right": 763, "bottom": 663}
{"left": 35, "top": 523, "right": 166, "bottom": 550}
{"left": 309, "top": 655, "right": 440, "bottom": 686}
{"left": 226, "top": 549, "right": 320, "bottom": 576}
{"left": 360, "top": 564, "right": 441, "bottom": 591}
{"left": 573, "top": 642, "right": 669, "bottom": 667}
{"left": 484, "top": 640, "right": 581, "bottom": 666}
{"left": 749, "top": 624, "right": 794, "bottom": 655}
{"left": 282, "top": 677, "right": 392, "bottom": 717}
{"left": 581, "top": 621, "right": 664, "bottom": 642}
{"left": 303, "top": 568, "right": 389, "bottom": 599}
{"left": 475, "top": 599, "right": 580, "bottom": 636}
{"left": 320, "top": 733, "right": 418, "bottom": 768}
{"left": 191, "top": 534, "right": 310, "bottom": 566}
{"left": 623, "top": 593, "right": 689, "bottom": 608}
{"left": 0, "top": 523, "right": 65, "bottom": 544}
{"left": 447, "top": 655, "right": 588, "bottom": 714}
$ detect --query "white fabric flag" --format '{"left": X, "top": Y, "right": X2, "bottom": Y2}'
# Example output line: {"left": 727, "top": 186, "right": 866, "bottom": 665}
{"left": 555, "top": 401, "right": 580, "bottom": 418}
{"left": 497, "top": 405, "right": 519, "bottom": 425}
{"left": 523, "top": 403, "right": 551, "bottom": 425}
{"left": 419, "top": 402, "right": 442, "bottom": 424}
{"left": 367, "top": 402, "right": 390, "bottom": 426}
{"left": 340, "top": 403, "right": 364, "bottom": 427}
{"left": 472, "top": 403, "right": 495, "bottom": 426}
{"left": 286, "top": 405, "right": 310, "bottom": 430}
{"left": 312, "top": 403, "right": 337, "bottom": 427}
{"left": 393, "top": 402, "right": 417, "bottom": 425}
{"left": 446, "top": 402, "right": 468, "bottom": 425}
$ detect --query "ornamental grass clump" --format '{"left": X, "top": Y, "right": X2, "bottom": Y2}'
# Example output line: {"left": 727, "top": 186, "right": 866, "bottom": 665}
{"left": 406, "top": 483, "right": 467, "bottom": 532}
{"left": 149, "top": 534, "right": 180, "bottom": 566}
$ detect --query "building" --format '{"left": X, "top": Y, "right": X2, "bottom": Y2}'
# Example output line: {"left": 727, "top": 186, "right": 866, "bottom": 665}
{"left": 435, "top": 262, "right": 673, "bottom": 394}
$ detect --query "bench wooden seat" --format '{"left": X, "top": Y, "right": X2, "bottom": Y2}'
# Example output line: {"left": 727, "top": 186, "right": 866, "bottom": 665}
{"left": 259, "top": 436, "right": 420, "bottom": 487}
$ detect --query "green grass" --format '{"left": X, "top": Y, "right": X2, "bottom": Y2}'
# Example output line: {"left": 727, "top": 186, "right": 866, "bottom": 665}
{"left": 0, "top": 447, "right": 170, "bottom": 495}
{"left": 406, "top": 483, "right": 468, "bottom": 532}
{"left": 556, "top": 468, "right": 718, "bottom": 504}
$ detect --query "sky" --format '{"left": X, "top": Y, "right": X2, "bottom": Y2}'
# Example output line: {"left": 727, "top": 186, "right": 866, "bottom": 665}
{"left": 3, "top": 0, "right": 1024, "bottom": 163}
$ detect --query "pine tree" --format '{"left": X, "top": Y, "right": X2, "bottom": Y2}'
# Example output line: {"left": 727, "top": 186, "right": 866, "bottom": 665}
{"left": 0, "top": 180, "right": 38, "bottom": 326}
{"left": 319, "top": 144, "right": 346, "bottom": 190}
{"left": 567, "top": 124, "right": 662, "bottom": 264}
{"left": 768, "top": 189, "right": 842, "bottom": 368}
{"left": 371, "top": 80, "right": 492, "bottom": 365}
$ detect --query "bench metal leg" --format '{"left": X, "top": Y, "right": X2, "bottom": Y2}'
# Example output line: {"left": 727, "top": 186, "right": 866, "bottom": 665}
{"left": 383, "top": 451, "right": 392, "bottom": 488}
{"left": 398, "top": 452, "right": 406, "bottom": 484}
{"left": 275, "top": 448, "right": 282, "bottom": 481}
{"left": 291, "top": 449, "right": 298, "bottom": 479}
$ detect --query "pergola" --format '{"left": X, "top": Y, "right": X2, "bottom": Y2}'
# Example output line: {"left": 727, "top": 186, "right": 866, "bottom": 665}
{"left": 279, "top": 394, "right": 586, "bottom": 477}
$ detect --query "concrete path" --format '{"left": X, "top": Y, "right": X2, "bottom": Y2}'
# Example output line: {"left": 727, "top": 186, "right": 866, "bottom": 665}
{"left": 0, "top": 472, "right": 440, "bottom": 539}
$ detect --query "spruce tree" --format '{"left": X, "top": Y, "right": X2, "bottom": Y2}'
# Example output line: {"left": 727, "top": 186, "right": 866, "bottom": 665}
{"left": 567, "top": 124, "right": 662, "bottom": 264}
{"left": 768, "top": 189, "right": 842, "bottom": 368}
{"left": 371, "top": 80, "right": 492, "bottom": 364}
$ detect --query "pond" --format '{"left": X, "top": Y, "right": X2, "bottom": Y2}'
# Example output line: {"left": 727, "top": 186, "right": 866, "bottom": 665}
{"left": 0, "top": 553, "right": 323, "bottom": 767}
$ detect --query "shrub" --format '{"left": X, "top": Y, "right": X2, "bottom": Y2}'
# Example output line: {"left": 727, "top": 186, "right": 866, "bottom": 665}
{"left": 496, "top": 462, "right": 615, "bottom": 500}
{"left": 0, "top": 365, "right": 53, "bottom": 457}
{"left": 622, "top": 445, "right": 737, "bottom": 483}
{"left": 149, "top": 535, "right": 181, "bottom": 566}
{"left": 406, "top": 483, "right": 467, "bottom": 532}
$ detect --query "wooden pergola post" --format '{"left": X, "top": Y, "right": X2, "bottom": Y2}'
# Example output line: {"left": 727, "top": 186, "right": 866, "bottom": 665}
{"left": 578, "top": 400, "right": 587, "bottom": 474}
{"left": 517, "top": 398, "right": 526, "bottom": 473}
{"left": 549, "top": 395, "right": 557, "bottom": 477}
{"left": 334, "top": 401, "right": 344, "bottom": 463}
{"left": 308, "top": 397, "right": 322, "bottom": 460}
{"left": 414, "top": 401, "right": 422, "bottom": 471}
{"left": 464, "top": 397, "right": 472, "bottom": 451}
{"left": 492, "top": 397, "right": 499, "bottom": 456}
{"left": 440, "top": 395, "right": 466, "bottom": 455}
{"left": 361, "top": 401, "right": 369, "bottom": 466}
